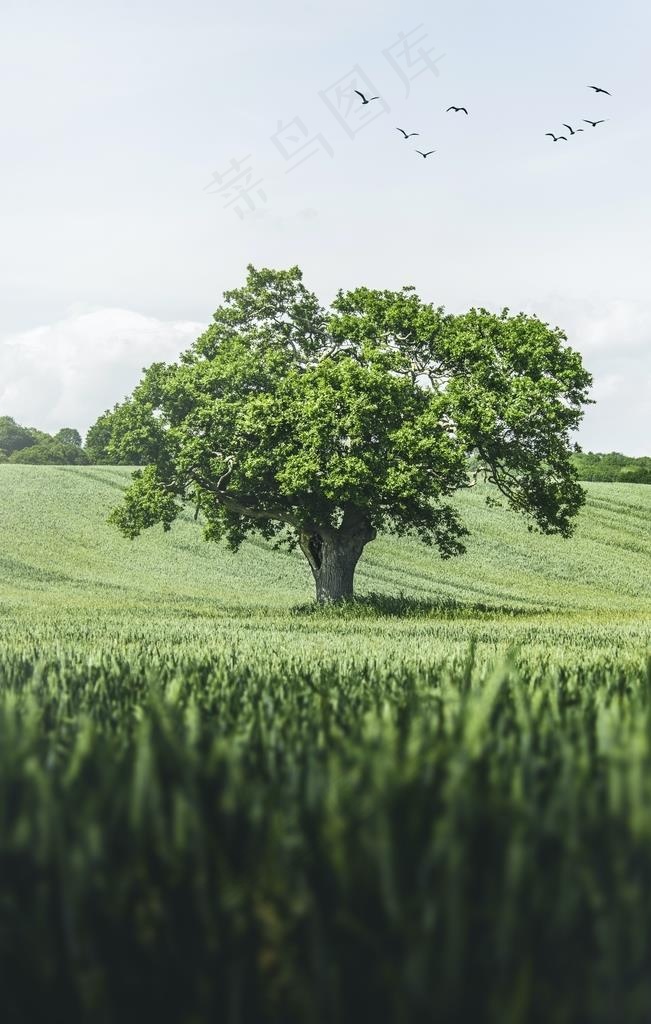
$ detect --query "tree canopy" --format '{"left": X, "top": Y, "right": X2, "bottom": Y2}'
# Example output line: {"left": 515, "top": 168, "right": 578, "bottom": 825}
{"left": 0, "top": 416, "right": 36, "bottom": 457}
{"left": 108, "top": 265, "right": 593, "bottom": 601}
{"left": 55, "top": 427, "right": 82, "bottom": 448}
{"left": 85, "top": 407, "right": 142, "bottom": 465}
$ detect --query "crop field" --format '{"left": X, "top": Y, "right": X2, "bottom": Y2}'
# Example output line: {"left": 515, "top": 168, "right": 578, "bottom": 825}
{"left": 1, "top": 466, "right": 650, "bottom": 1022}
{"left": 0, "top": 465, "right": 649, "bottom": 665}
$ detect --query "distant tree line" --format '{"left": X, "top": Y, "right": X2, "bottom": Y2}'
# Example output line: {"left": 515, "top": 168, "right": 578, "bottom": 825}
{"left": 0, "top": 416, "right": 87, "bottom": 465}
{"left": 0, "top": 407, "right": 144, "bottom": 466}
{"left": 571, "top": 451, "right": 651, "bottom": 484}
{"left": 1, "top": 411, "right": 649, "bottom": 484}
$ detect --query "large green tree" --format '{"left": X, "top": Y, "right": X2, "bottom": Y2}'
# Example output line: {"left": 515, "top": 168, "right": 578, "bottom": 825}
{"left": 108, "top": 266, "right": 593, "bottom": 601}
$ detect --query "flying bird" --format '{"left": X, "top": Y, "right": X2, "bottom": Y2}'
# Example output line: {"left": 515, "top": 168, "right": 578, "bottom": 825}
{"left": 562, "top": 124, "right": 584, "bottom": 135}
{"left": 446, "top": 106, "right": 468, "bottom": 114}
{"left": 545, "top": 133, "right": 568, "bottom": 142}
{"left": 354, "top": 89, "right": 379, "bottom": 105}
{"left": 416, "top": 149, "right": 436, "bottom": 158}
{"left": 588, "top": 85, "right": 611, "bottom": 95}
{"left": 584, "top": 119, "right": 606, "bottom": 127}
{"left": 396, "top": 127, "right": 419, "bottom": 139}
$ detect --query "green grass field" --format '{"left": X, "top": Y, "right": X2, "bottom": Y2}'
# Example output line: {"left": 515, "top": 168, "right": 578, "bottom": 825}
{"left": 1, "top": 465, "right": 649, "bottom": 665}
{"left": 1, "top": 466, "right": 650, "bottom": 1023}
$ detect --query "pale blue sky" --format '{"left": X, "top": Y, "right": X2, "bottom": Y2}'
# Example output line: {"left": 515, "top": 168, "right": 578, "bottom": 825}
{"left": 1, "top": 0, "right": 649, "bottom": 452}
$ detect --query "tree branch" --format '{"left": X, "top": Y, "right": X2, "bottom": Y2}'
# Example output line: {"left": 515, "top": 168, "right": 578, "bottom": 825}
{"left": 188, "top": 468, "right": 321, "bottom": 534}
{"left": 476, "top": 445, "right": 526, "bottom": 507}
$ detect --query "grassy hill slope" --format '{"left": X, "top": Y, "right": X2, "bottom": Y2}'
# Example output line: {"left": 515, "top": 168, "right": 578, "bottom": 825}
{"left": 0, "top": 465, "right": 649, "bottom": 663}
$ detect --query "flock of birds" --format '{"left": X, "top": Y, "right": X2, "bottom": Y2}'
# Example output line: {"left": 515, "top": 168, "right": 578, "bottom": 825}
{"left": 545, "top": 84, "right": 610, "bottom": 142}
{"left": 353, "top": 84, "right": 611, "bottom": 158}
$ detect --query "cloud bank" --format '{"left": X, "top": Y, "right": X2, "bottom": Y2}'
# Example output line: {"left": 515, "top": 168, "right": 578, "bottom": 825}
{"left": 0, "top": 299, "right": 648, "bottom": 455}
{"left": 0, "top": 309, "right": 204, "bottom": 436}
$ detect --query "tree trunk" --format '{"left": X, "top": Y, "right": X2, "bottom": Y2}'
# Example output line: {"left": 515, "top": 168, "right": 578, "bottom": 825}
{"left": 299, "top": 513, "right": 376, "bottom": 603}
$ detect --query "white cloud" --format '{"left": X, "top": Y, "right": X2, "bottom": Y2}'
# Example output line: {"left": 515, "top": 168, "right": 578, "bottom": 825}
{"left": 538, "top": 298, "right": 651, "bottom": 456}
{"left": 0, "top": 308, "right": 204, "bottom": 435}
{"left": 590, "top": 373, "right": 624, "bottom": 400}
{"left": 555, "top": 299, "right": 651, "bottom": 357}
